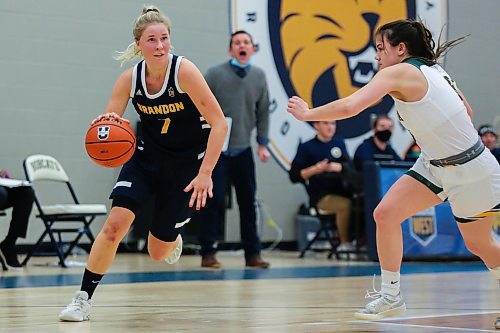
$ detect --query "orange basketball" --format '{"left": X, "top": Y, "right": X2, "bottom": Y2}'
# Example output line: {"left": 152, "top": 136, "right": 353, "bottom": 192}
{"left": 85, "top": 118, "right": 136, "bottom": 168}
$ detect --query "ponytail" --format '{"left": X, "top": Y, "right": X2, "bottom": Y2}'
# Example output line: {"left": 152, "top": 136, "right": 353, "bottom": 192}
{"left": 376, "top": 19, "right": 466, "bottom": 62}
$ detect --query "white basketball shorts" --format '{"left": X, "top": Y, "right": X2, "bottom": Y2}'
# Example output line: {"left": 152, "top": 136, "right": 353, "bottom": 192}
{"left": 407, "top": 149, "right": 500, "bottom": 221}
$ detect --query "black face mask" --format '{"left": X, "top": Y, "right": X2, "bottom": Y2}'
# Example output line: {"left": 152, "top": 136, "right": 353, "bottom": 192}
{"left": 375, "top": 129, "right": 392, "bottom": 142}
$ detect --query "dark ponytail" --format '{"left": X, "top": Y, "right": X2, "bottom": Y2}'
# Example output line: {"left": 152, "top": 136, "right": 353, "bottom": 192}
{"left": 434, "top": 26, "right": 467, "bottom": 60}
{"left": 376, "top": 19, "right": 466, "bottom": 62}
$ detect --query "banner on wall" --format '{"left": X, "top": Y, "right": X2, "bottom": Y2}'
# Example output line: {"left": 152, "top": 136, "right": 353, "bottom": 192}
{"left": 230, "top": 0, "right": 448, "bottom": 170}
{"left": 365, "top": 162, "right": 477, "bottom": 259}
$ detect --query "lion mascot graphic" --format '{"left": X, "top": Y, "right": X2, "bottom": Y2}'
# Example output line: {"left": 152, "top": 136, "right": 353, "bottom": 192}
{"left": 277, "top": 0, "right": 408, "bottom": 137}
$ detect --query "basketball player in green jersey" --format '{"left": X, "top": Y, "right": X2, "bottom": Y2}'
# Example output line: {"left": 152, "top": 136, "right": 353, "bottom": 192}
{"left": 288, "top": 19, "right": 500, "bottom": 328}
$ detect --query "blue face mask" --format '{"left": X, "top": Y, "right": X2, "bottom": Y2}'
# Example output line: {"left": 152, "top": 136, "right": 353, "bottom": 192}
{"left": 230, "top": 58, "right": 251, "bottom": 69}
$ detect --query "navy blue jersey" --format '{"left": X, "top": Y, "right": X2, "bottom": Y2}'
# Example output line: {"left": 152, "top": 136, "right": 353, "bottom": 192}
{"left": 130, "top": 54, "right": 210, "bottom": 159}
{"left": 289, "top": 136, "right": 353, "bottom": 204}
{"left": 492, "top": 147, "right": 500, "bottom": 164}
{"left": 353, "top": 137, "right": 401, "bottom": 171}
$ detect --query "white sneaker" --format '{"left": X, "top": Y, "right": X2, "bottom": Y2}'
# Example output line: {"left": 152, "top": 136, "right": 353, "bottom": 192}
{"left": 495, "top": 316, "right": 499, "bottom": 329}
{"left": 59, "top": 291, "right": 92, "bottom": 322}
{"left": 336, "top": 242, "right": 357, "bottom": 260}
{"left": 354, "top": 280, "right": 406, "bottom": 320}
{"left": 165, "top": 234, "right": 183, "bottom": 264}
{"left": 336, "top": 242, "right": 356, "bottom": 252}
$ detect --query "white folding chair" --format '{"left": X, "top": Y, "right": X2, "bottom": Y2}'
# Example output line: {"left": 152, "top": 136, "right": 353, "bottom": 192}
{"left": 23, "top": 154, "right": 107, "bottom": 267}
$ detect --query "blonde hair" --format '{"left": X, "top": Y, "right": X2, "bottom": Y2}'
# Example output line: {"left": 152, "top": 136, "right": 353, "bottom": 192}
{"left": 114, "top": 5, "right": 172, "bottom": 65}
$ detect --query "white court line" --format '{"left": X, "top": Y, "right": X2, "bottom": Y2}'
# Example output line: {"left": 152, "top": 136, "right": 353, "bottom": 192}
{"left": 302, "top": 321, "right": 337, "bottom": 326}
{"left": 378, "top": 310, "right": 498, "bottom": 321}
{"left": 369, "top": 321, "right": 497, "bottom": 332}
{"left": 349, "top": 311, "right": 499, "bottom": 333}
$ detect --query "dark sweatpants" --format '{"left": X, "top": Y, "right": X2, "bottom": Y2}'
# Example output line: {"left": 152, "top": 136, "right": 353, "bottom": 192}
{"left": 0, "top": 186, "right": 34, "bottom": 240}
{"left": 198, "top": 148, "right": 261, "bottom": 260}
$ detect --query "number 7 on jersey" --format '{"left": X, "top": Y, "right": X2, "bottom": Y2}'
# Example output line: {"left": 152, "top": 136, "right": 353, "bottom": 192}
{"left": 160, "top": 118, "right": 171, "bottom": 134}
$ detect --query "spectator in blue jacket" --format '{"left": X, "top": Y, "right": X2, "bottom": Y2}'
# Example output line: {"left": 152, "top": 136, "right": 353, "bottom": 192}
{"left": 289, "top": 121, "right": 355, "bottom": 252}
{"left": 353, "top": 114, "right": 401, "bottom": 170}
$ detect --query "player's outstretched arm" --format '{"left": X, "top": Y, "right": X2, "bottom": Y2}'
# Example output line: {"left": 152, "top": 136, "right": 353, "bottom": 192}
{"left": 287, "top": 65, "right": 400, "bottom": 122}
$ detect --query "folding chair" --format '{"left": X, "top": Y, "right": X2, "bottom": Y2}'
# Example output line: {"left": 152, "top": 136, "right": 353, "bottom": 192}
{"left": 23, "top": 154, "right": 107, "bottom": 267}
{"left": 298, "top": 204, "right": 340, "bottom": 258}
{"left": 297, "top": 181, "right": 344, "bottom": 259}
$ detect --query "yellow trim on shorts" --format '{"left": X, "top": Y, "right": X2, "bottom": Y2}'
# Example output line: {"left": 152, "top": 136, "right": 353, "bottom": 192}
{"left": 472, "top": 210, "right": 499, "bottom": 219}
{"left": 455, "top": 203, "right": 500, "bottom": 223}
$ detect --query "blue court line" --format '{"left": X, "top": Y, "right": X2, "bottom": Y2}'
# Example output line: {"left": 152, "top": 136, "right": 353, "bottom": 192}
{"left": 0, "top": 262, "right": 486, "bottom": 289}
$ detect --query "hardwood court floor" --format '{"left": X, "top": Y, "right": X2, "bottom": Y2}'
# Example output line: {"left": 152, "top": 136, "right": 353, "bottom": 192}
{"left": 0, "top": 251, "right": 498, "bottom": 332}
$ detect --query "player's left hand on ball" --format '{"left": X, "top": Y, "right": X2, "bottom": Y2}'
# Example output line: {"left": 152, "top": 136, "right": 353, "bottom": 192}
{"left": 287, "top": 96, "right": 310, "bottom": 121}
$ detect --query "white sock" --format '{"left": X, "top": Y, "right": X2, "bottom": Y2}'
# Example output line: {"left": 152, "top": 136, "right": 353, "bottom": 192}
{"left": 488, "top": 266, "right": 500, "bottom": 281}
{"left": 381, "top": 269, "right": 401, "bottom": 298}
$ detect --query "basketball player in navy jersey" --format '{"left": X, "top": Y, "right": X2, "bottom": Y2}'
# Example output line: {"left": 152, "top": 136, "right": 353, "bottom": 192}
{"left": 59, "top": 5, "right": 227, "bottom": 322}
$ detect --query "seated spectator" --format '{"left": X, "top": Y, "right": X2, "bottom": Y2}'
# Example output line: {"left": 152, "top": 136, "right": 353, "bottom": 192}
{"left": 478, "top": 124, "right": 500, "bottom": 163}
{"left": 353, "top": 114, "right": 401, "bottom": 170}
{"left": 289, "top": 121, "right": 355, "bottom": 252}
{"left": 0, "top": 169, "right": 35, "bottom": 270}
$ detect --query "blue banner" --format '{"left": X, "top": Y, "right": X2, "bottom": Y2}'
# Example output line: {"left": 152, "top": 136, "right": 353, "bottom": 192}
{"left": 378, "top": 166, "right": 473, "bottom": 257}
{"left": 364, "top": 161, "right": 476, "bottom": 259}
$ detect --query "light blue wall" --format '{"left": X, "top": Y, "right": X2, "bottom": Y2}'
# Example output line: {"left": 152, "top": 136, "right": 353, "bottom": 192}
{"left": 446, "top": 0, "right": 500, "bottom": 128}
{"left": 0, "top": 0, "right": 498, "bottom": 245}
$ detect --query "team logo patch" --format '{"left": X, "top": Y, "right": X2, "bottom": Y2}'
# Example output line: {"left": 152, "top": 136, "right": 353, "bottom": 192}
{"left": 330, "top": 147, "right": 342, "bottom": 159}
{"left": 97, "top": 126, "right": 110, "bottom": 140}
{"left": 168, "top": 86, "right": 175, "bottom": 97}
{"left": 231, "top": 0, "right": 447, "bottom": 169}
{"left": 409, "top": 213, "right": 437, "bottom": 246}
